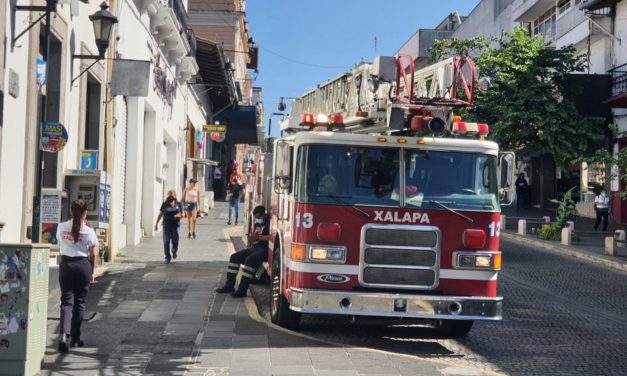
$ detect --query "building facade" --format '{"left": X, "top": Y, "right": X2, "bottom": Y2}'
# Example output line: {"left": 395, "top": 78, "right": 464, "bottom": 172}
{"left": 0, "top": 1, "right": 236, "bottom": 257}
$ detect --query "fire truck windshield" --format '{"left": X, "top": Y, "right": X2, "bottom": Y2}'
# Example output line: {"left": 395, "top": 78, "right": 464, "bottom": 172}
{"left": 295, "top": 144, "right": 499, "bottom": 211}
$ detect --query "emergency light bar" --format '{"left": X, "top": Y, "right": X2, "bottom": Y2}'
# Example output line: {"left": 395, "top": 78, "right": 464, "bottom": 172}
{"left": 452, "top": 121, "right": 489, "bottom": 136}
{"left": 300, "top": 113, "right": 345, "bottom": 128}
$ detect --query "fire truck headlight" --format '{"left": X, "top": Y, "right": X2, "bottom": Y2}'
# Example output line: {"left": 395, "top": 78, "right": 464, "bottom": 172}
{"left": 308, "top": 246, "right": 346, "bottom": 263}
{"left": 454, "top": 252, "right": 501, "bottom": 270}
{"left": 475, "top": 255, "right": 491, "bottom": 268}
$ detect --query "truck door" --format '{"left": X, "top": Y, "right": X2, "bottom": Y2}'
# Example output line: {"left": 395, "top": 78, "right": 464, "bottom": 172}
{"left": 274, "top": 141, "right": 293, "bottom": 228}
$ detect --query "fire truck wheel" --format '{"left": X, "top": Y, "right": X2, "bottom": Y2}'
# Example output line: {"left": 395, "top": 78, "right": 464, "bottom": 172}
{"left": 270, "top": 247, "right": 301, "bottom": 330}
{"left": 437, "top": 320, "right": 474, "bottom": 337}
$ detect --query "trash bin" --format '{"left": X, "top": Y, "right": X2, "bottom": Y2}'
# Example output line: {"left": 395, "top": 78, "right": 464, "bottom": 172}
{"left": 0, "top": 243, "right": 50, "bottom": 376}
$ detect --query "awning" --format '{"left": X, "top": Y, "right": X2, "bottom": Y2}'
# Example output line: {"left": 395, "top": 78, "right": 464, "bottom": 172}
{"left": 195, "top": 38, "right": 237, "bottom": 109}
{"left": 188, "top": 158, "right": 218, "bottom": 166}
{"left": 580, "top": 0, "right": 621, "bottom": 11}
{"left": 216, "top": 105, "right": 259, "bottom": 145}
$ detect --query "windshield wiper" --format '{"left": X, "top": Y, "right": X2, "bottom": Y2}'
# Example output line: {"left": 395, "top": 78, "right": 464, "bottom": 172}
{"left": 428, "top": 200, "right": 474, "bottom": 223}
{"left": 312, "top": 194, "right": 371, "bottom": 218}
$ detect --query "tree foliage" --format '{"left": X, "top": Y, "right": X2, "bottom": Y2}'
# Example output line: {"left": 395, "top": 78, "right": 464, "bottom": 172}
{"left": 429, "top": 27, "right": 606, "bottom": 168}
{"left": 576, "top": 144, "right": 627, "bottom": 198}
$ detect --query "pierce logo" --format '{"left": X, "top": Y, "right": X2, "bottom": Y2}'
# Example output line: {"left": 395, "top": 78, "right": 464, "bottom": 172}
{"left": 317, "top": 274, "right": 350, "bottom": 283}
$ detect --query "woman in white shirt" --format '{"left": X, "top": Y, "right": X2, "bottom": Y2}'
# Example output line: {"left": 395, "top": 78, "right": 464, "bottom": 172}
{"left": 594, "top": 189, "right": 610, "bottom": 232}
{"left": 55, "top": 199, "right": 98, "bottom": 353}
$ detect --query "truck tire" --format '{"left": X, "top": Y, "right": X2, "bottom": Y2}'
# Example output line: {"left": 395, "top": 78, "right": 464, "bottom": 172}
{"left": 437, "top": 320, "right": 473, "bottom": 337}
{"left": 270, "top": 246, "right": 301, "bottom": 330}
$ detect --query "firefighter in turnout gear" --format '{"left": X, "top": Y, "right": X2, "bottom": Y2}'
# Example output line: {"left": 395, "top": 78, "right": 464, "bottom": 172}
{"left": 216, "top": 205, "right": 270, "bottom": 297}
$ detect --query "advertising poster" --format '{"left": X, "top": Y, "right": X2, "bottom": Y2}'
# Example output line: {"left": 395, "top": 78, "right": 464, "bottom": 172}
{"left": 40, "top": 191, "right": 61, "bottom": 245}
{"left": 40, "top": 122, "right": 68, "bottom": 153}
{"left": 36, "top": 58, "right": 46, "bottom": 95}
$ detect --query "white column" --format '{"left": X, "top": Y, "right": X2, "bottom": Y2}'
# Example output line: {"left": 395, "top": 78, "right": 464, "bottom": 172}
{"left": 125, "top": 97, "right": 145, "bottom": 246}
{"left": 141, "top": 109, "right": 162, "bottom": 237}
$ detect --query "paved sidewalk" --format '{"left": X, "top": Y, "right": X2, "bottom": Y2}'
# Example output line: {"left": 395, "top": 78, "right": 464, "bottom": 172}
{"left": 41, "top": 202, "right": 498, "bottom": 376}
{"left": 501, "top": 205, "right": 627, "bottom": 271}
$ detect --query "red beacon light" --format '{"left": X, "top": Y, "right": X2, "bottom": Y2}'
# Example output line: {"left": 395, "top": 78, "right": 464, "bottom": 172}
{"left": 452, "top": 121, "right": 468, "bottom": 134}
{"left": 301, "top": 113, "right": 314, "bottom": 126}
{"left": 330, "top": 114, "right": 344, "bottom": 126}
{"left": 478, "top": 123, "right": 489, "bottom": 136}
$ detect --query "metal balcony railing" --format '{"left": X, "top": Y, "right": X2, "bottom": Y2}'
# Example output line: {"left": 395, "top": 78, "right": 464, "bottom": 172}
{"left": 608, "top": 62, "right": 627, "bottom": 97}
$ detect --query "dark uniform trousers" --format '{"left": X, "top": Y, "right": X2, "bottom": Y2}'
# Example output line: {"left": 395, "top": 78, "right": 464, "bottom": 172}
{"left": 59, "top": 256, "right": 92, "bottom": 339}
{"left": 227, "top": 244, "right": 267, "bottom": 280}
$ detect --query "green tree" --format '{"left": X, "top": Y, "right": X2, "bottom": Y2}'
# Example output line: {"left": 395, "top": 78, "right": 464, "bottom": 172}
{"left": 429, "top": 27, "right": 605, "bottom": 168}
{"left": 576, "top": 144, "right": 627, "bottom": 198}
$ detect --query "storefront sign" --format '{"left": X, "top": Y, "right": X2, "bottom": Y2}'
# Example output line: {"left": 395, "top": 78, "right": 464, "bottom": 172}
{"left": 153, "top": 56, "right": 177, "bottom": 107}
{"left": 40, "top": 122, "right": 68, "bottom": 153}
{"left": 80, "top": 150, "right": 98, "bottom": 170}
{"left": 204, "top": 124, "right": 227, "bottom": 143}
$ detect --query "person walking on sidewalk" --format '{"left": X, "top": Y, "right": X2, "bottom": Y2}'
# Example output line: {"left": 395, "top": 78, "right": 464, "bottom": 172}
{"left": 56, "top": 199, "right": 98, "bottom": 353}
{"left": 515, "top": 173, "right": 529, "bottom": 209}
{"left": 182, "top": 178, "right": 202, "bottom": 238}
{"left": 226, "top": 175, "right": 244, "bottom": 225}
{"left": 594, "top": 188, "right": 610, "bottom": 232}
{"left": 155, "top": 193, "right": 184, "bottom": 263}
{"left": 216, "top": 205, "right": 270, "bottom": 297}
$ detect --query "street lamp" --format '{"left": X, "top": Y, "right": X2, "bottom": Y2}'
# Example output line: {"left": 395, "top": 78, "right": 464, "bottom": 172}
{"left": 71, "top": 2, "right": 119, "bottom": 83}
{"left": 90, "top": 2, "right": 119, "bottom": 58}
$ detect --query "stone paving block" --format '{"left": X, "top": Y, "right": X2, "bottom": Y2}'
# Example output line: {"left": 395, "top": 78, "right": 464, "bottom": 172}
{"left": 138, "top": 299, "right": 180, "bottom": 322}
{"left": 271, "top": 365, "right": 315, "bottom": 375}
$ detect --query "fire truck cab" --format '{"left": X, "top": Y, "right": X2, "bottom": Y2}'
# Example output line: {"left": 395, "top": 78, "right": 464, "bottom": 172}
{"left": 267, "top": 130, "right": 516, "bottom": 335}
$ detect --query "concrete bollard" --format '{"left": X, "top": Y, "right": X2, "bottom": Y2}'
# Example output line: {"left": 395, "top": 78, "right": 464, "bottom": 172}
{"left": 561, "top": 227, "right": 571, "bottom": 246}
{"left": 518, "top": 219, "right": 527, "bottom": 235}
{"left": 542, "top": 216, "right": 551, "bottom": 223}
{"left": 605, "top": 236, "right": 616, "bottom": 256}
{"left": 615, "top": 230, "right": 626, "bottom": 242}
{"left": 500, "top": 215, "right": 506, "bottom": 231}
{"left": 566, "top": 221, "right": 575, "bottom": 231}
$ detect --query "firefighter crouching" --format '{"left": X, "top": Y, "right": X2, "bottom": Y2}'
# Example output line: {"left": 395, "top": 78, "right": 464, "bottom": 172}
{"left": 216, "top": 205, "right": 270, "bottom": 297}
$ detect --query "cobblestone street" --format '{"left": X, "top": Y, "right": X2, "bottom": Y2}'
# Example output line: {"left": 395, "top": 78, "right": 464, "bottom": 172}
{"left": 244, "top": 236, "right": 627, "bottom": 376}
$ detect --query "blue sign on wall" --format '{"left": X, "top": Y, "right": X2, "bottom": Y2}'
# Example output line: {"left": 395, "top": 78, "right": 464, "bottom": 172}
{"left": 81, "top": 150, "right": 98, "bottom": 170}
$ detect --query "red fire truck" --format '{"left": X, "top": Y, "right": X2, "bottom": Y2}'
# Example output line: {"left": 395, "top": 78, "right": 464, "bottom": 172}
{"left": 247, "top": 55, "right": 516, "bottom": 337}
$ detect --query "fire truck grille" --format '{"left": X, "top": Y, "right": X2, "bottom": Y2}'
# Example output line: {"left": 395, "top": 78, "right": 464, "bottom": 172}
{"left": 360, "top": 225, "right": 440, "bottom": 290}
{"left": 364, "top": 248, "right": 436, "bottom": 267}
{"left": 365, "top": 228, "right": 437, "bottom": 248}
{"left": 363, "top": 267, "right": 435, "bottom": 286}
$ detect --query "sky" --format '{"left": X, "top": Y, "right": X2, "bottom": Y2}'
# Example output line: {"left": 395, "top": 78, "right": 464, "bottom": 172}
{"left": 246, "top": 0, "right": 481, "bottom": 137}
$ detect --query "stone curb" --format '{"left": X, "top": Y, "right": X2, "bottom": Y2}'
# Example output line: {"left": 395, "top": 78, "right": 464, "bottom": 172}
{"left": 502, "top": 231, "right": 627, "bottom": 273}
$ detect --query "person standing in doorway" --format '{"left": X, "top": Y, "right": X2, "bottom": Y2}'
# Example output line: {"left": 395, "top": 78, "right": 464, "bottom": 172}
{"left": 213, "top": 164, "right": 223, "bottom": 200}
{"left": 515, "top": 173, "right": 529, "bottom": 209}
{"left": 182, "top": 178, "right": 202, "bottom": 239}
{"left": 226, "top": 175, "right": 244, "bottom": 225}
{"left": 155, "top": 194, "right": 184, "bottom": 263}
{"left": 56, "top": 199, "right": 98, "bottom": 353}
{"left": 594, "top": 188, "right": 610, "bottom": 232}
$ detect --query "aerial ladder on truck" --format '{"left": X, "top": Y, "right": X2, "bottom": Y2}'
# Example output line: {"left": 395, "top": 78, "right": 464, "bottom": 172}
{"left": 282, "top": 55, "right": 479, "bottom": 136}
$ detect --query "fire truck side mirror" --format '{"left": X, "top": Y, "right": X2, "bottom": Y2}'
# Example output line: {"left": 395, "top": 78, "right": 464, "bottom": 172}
{"left": 498, "top": 152, "right": 516, "bottom": 206}
{"left": 274, "top": 175, "right": 291, "bottom": 192}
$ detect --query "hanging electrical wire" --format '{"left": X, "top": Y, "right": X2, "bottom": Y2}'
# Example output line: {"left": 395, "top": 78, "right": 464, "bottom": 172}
{"left": 259, "top": 46, "right": 350, "bottom": 70}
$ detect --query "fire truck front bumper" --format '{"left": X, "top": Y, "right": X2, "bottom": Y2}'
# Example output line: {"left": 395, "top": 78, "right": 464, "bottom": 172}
{"left": 288, "top": 288, "right": 502, "bottom": 321}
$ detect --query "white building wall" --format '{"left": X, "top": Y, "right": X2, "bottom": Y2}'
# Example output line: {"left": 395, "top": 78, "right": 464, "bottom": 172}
{"left": 110, "top": 0, "right": 206, "bottom": 248}
{"left": 0, "top": 8, "right": 32, "bottom": 242}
